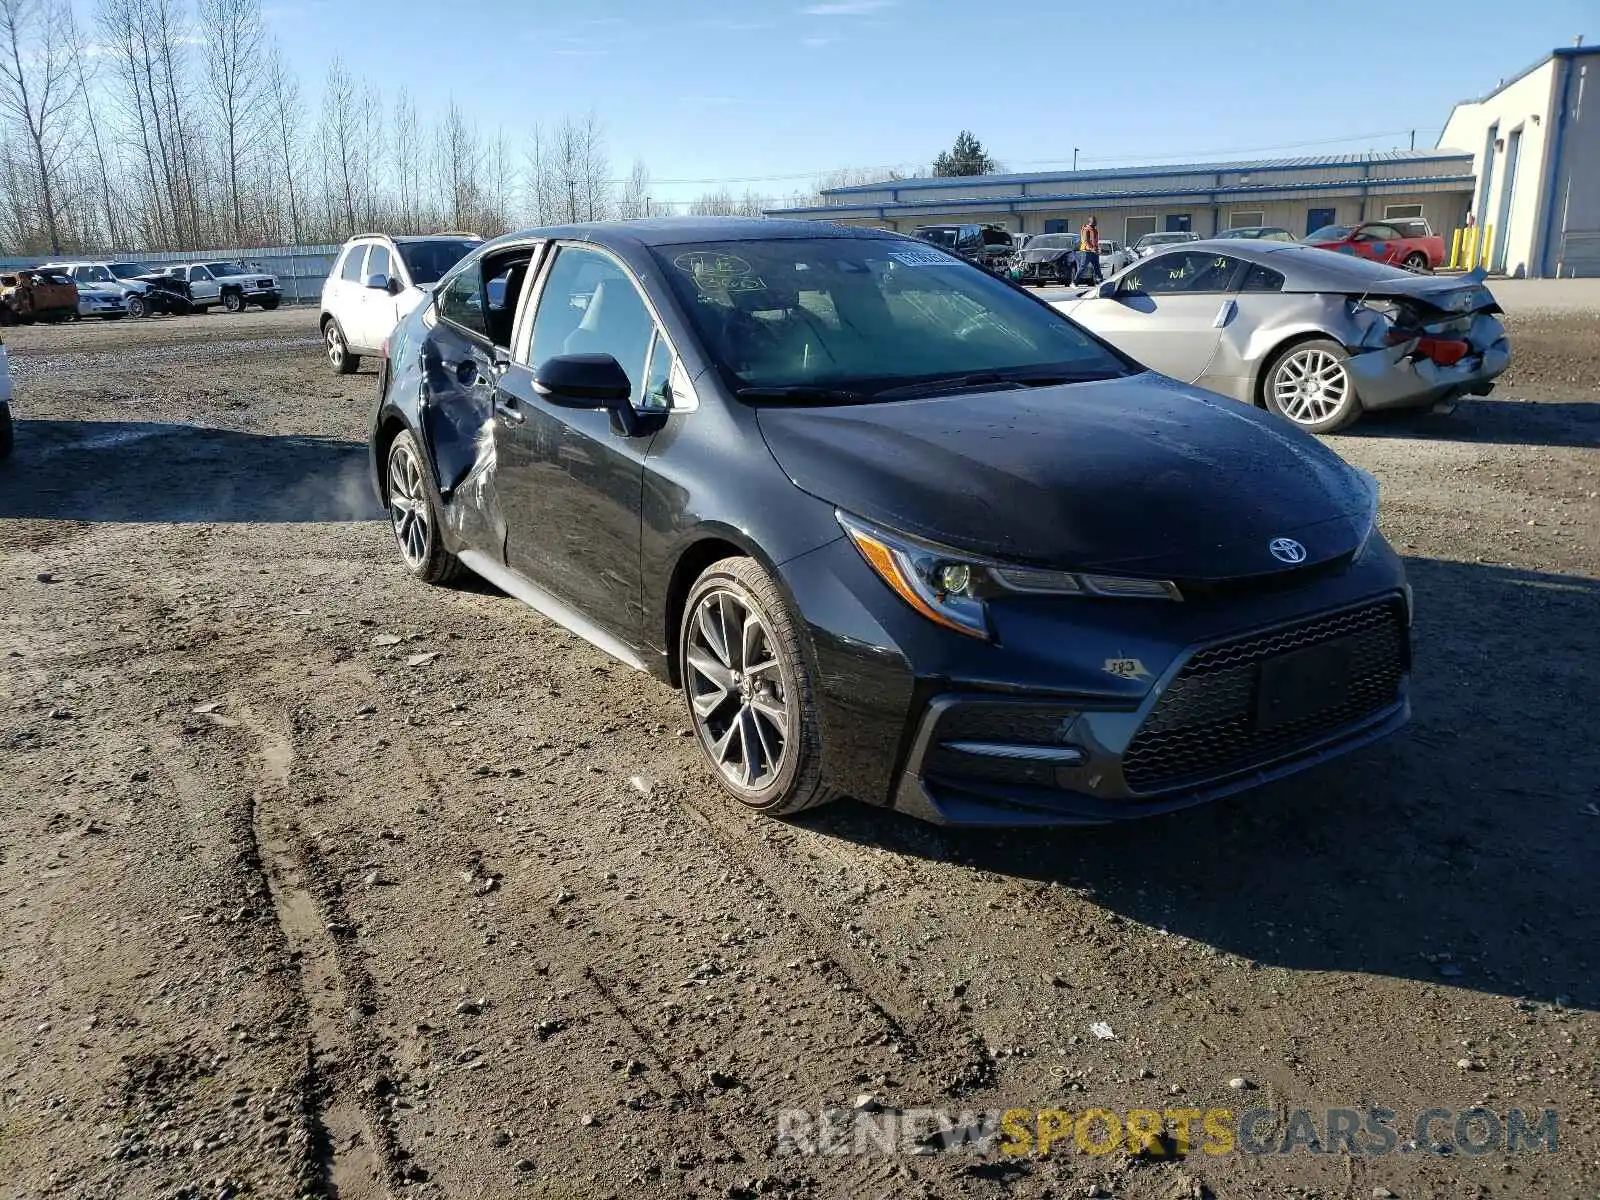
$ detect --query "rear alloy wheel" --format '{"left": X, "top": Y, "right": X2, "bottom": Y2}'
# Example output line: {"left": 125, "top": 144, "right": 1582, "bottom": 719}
{"left": 1264, "top": 339, "right": 1361, "bottom": 434}
{"left": 325, "top": 319, "right": 359, "bottom": 375}
{"left": 681, "top": 557, "right": 835, "bottom": 816}
{"left": 223, "top": 291, "right": 245, "bottom": 313}
{"left": 1401, "top": 252, "right": 1430, "bottom": 274}
{"left": 385, "top": 430, "right": 463, "bottom": 585}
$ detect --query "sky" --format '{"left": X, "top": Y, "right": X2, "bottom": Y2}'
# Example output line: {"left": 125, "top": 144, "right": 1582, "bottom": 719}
{"left": 245, "top": 0, "right": 1593, "bottom": 207}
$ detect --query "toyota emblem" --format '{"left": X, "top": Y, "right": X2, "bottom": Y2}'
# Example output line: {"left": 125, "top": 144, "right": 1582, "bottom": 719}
{"left": 1269, "top": 538, "right": 1307, "bottom": 564}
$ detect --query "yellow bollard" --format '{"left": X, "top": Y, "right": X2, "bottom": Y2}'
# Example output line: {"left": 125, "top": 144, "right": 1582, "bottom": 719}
{"left": 1449, "top": 228, "right": 1464, "bottom": 269}
{"left": 1479, "top": 224, "right": 1495, "bottom": 270}
{"left": 1464, "top": 226, "right": 1478, "bottom": 268}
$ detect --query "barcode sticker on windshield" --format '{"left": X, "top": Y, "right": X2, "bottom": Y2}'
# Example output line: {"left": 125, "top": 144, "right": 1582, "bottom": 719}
{"left": 889, "top": 248, "right": 959, "bottom": 267}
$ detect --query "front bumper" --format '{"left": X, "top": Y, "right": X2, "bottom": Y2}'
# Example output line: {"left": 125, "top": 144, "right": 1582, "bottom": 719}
{"left": 780, "top": 533, "right": 1412, "bottom": 827}
{"left": 241, "top": 285, "right": 281, "bottom": 301}
{"left": 79, "top": 299, "right": 126, "bottom": 316}
{"left": 1349, "top": 312, "right": 1512, "bottom": 412}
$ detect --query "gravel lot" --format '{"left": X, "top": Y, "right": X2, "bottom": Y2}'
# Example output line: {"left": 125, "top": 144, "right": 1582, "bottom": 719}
{"left": 1, "top": 306, "right": 1596, "bottom": 1199}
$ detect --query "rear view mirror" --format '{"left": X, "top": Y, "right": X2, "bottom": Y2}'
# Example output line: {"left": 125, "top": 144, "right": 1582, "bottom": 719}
{"left": 533, "top": 353, "right": 632, "bottom": 406}
{"left": 1094, "top": 280, "right": 1117, "bottom": 299}
{"left": 363, "top": 273, "right": 391, "bottom": 291}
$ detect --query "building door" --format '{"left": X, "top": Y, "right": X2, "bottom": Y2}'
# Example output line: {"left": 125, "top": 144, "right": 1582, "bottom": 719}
{"left": 1492, "top": 128, "right": 1521, "bottom": 274}
{"left": 1165, "top": 214, "right": 1191, "bottom": 232}
{"left": 1305, "top": 208, "right": 1336, "bottom": 236}
{"left": 1043, "top": 219, "right": 1070, "bottom": 234}
{"left": 1124, "top": 215, "right": 1157, "bottom": 243}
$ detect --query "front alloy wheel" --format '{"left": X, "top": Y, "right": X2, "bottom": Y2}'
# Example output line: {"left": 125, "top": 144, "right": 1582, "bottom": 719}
{"left": 385, "top": 431, "right": 463, "bottom": 585}
{"left": 681, "top": 558, "right": 835, "bottom": 816}
{"left": 1265, "top": 339, "right": 1361, "bottom": 433}
{"left": 224, "top": 292, "right": 245, "bottom": 313}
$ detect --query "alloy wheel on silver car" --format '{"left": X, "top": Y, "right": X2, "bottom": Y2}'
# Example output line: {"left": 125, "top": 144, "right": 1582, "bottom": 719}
{"left": 388, "top": 443, "right": 430, "bottom": 568}
{"left": 326, "top": 324, "right": 345, "bottom": 369}
{"left": 1271, "top": 347, "right": 1351, "bottom": 426}
{"left": 685, "top": 589, "right": 790, "bottom": 792}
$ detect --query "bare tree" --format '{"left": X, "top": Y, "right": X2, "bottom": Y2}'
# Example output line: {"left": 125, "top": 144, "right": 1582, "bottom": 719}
{"left": 432, "top": 100, "right": 481, "bottom": 231}
{"left": 0, "top": 0, "right": 81, "bottom": 253}
{"left": 687, "top": 187, "right": 735, "bottom": 217}
{"left": 320, "top": 56, "right": 360, "bottom": 234}
{"left": 199, "top": 0, "right": 266, "bottom": 242}
{"left": 617, "top": 157, "right": 650, "bottom": 220}
{"left": 357, "top": 79, "right": 384, "bottom": 228}
{"left": 262, "top": 43, "right": 302, "bottom": 243}
{"left": 736, "top": 188, "right": 767, "bottom": 218}
{"left": 392, "top": 86, "right": 421, "bottom": 232}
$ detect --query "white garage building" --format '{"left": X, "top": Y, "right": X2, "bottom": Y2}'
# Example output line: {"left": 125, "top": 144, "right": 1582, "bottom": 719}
{"left": 771, "top": 44, "right": 1599, "bottom": 277}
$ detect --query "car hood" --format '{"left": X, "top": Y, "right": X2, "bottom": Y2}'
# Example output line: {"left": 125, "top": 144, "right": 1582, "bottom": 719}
{"left": 755, "top": 374, "right": 1375, "bottom": 581}
{"left": 1019, "top": 247, "right": 1075, "bottom": 262}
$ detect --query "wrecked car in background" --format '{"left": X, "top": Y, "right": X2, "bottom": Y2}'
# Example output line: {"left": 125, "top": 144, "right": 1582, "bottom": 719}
{"left": 0, "top": 270, "right": 78, "bottom": 324}
{"left": 1303, "top": 220, "right": 1446, "bottom": 273}
{"left": 912, "top": 223, "right": 1016, "bottom": 273}
{"left": 1058, "top": 241, "right": 1510, "bottom": 433}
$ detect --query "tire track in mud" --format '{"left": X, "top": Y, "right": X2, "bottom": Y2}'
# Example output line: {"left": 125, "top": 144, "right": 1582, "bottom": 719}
{"left": 230, "top": 700, "right": 398, "bottom": 1199}
{"left": 662, "top": 784, "right": 999, "bottom": 1099}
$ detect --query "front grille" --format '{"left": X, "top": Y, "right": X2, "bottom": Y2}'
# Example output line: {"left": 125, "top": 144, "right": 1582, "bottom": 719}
{"left": 1121, "top": 598, "right": 1406, "bottom": 793}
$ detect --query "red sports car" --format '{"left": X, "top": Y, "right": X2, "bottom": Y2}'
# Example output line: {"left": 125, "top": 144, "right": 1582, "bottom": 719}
{"left": 1303, "top": 221, "right": 1445, "bottom": 273}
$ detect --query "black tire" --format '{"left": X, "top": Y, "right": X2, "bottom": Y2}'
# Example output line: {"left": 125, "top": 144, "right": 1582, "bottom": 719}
{"left": 223, "top": 291, "right": 244, "bottom": 313}
{"left": 125, "top": 293, "right": 148, "bottom": 319}
{"left": 384, "top": 430, "right": 464, "bottom": 586}
{"left": 1401, "top": 252, "right": 1430, "bottom": 274}
{"left": 1262, "top": 337, "right": 1362, "bottom": 434}
{"left": 324, "top": 318, "right": 359, "bottom": 375}
{"left": 0, "top": 404, "right": 11, "bottom": 461}
{"left": 102, "top": 314, "right": 124, "bottom": 321}
{"left": 679, "top": 556, "right": 837, "bottom": 817}
{"left": 260, "top": 298, "right": 280, "bottom": 311}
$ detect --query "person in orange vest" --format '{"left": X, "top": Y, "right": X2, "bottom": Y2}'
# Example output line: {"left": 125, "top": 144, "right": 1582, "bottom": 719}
{"left": 1077, "top": 216, "right": 1102, "bottom": 285}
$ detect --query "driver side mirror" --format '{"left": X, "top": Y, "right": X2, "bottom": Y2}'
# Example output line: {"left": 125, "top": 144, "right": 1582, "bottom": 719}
{"left": 533, "top": 353, "right": 642, "bottom": 437}
{"left": 363, "top": 272, "right": 391, "bottom": 292}
{"left": 1093, "top": 280, "right": 1118, "bottom": 299}
{"left": 533, "top": 353, "right": 632, "bottom": 406}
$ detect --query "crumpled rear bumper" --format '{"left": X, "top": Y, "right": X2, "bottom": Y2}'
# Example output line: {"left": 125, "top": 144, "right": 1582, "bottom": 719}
{"left": 1348, "top": 312, "right": 1512, "bottom": 412}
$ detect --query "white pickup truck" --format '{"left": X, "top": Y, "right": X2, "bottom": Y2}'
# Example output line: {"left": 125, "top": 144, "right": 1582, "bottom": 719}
{"left": 162, "top": 261, "right": 283, "bottom": 313}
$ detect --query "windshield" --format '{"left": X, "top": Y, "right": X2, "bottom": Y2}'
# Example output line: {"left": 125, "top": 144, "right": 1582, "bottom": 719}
{"left": 1137, "top": 233, "right": 1192, "bottom": 247}
{"left": 108, "top": 263, "right": 155, "bottom": 279}
{"left": 204, "top": 262, "right": 248, "bottom": 277}
{"left": 653, "top": 237, "right": 1135, "bottom": 398}
{"left": 1029, "top": 234, "right": 1076, "bottom": 249}
{"left": 398, "top": 239, "right": 480, "bottom": 285}
{"left": 1306, "top": 225, "right": 1353, "bottom": 242}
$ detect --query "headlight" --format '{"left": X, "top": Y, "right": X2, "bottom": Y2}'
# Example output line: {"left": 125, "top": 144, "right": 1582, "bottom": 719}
{"left": 837, "top": 512, "right": 1181, "bottom": 641}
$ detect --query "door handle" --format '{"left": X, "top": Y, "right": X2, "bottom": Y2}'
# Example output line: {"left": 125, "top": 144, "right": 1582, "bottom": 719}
{"left": 494, "top": 395, "right": 525, "bottom": 425}
{"left": 1213, "top": 299, "right": 1237, "bottom": 328}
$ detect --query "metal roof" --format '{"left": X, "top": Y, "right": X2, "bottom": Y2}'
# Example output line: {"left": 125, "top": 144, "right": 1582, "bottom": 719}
{"left": 774, "top": 172, "right": 1476, "bottom": 218}
{"left": 820, "top": 149, "right": 1474, "bottom": 197}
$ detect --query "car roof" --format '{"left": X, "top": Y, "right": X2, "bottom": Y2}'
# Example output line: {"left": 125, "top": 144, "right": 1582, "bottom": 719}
{"left": 1146, "top": 238, "right": 1432, "bottom": 288}
{"left": 485, "top": 216, "right": 903, "bottom": 251}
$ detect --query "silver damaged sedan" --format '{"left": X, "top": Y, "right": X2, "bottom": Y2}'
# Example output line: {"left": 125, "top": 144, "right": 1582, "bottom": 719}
{"left": 1056, "top": 241, "right": 1511, "bottom": 433}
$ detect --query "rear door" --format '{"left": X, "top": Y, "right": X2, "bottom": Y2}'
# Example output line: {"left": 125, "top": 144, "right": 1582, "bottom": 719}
{"left": 1067, "top": 250, "right": 1245, "bottom": 382}
{"left": 492, "top": 243, "right": 664, "bottom": 642}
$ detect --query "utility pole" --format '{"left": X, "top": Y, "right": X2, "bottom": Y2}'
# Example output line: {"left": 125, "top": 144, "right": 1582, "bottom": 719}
{"left": 1409, "top": 130, "right": 1416, "bottom": 150}
{"left": 1072, "top": 147, "right": 1079, "bottom": 171}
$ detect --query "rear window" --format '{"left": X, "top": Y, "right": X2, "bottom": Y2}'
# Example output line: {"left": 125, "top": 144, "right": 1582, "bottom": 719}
{"left": 397, "top": 239, "right": 480, "bottom": 285}
{"left": 108, "top": 263, "right": 154, "bottom": 279}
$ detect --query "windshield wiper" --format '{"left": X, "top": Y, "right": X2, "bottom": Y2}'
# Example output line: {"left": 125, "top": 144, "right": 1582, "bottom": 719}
{"left": 735, "top": 385, "right": 867, "bottom": 404}
{"left": 869, "top": 368, "right": 1120, "bottom": 401}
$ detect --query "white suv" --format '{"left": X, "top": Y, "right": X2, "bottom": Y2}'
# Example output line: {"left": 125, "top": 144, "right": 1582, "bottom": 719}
{"left": 320, "top": 233, "right": 482, "bottom": 374}
{"left": 163, "top": 261, "right": 283, "bottom": 313}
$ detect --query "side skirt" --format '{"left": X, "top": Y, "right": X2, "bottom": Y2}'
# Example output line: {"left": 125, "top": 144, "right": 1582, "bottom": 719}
{"left": 457, "top": 549, "right": 649, "bottom": 674}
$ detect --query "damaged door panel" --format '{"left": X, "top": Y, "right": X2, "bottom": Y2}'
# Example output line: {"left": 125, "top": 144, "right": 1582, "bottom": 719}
{"left": 493, "top": 243, "right": 663, "bottom": 647}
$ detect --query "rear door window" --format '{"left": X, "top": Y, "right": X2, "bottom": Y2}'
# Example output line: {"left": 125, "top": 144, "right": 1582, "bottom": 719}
{"left": 340, "top": 246, "right": 368, "bottom": 282}
{"left": 1238, "top": 263, "right": 1285, "bottom": 292}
